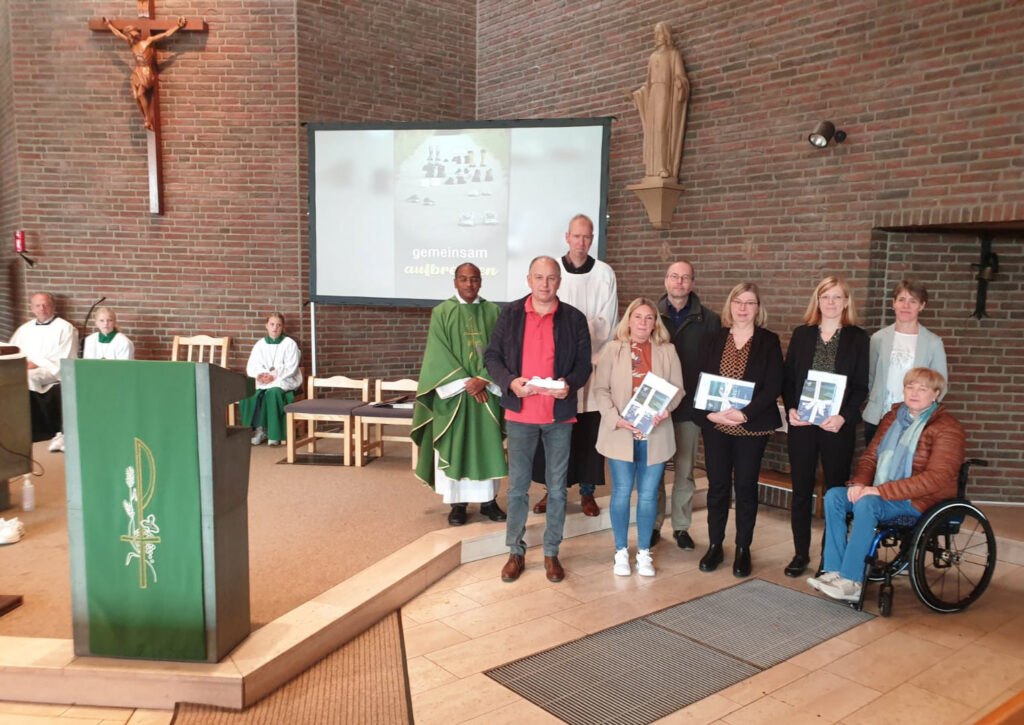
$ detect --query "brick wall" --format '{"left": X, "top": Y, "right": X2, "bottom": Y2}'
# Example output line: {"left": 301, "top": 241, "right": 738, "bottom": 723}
{"left": 295, "top": 0, "right": 476, "bottom": 379}
{"left": 0, "top": 0, "right": 19, "bottom": 340}
{"left": 2, "top": 1, "right": 1023, "bottom": 499}
{"left": 3, "top": 0, "right": 302, "bottom": 366}
{"left": 476, "top": 0, "right": 1024, "bottom": 500}
{"left": 2, "top": 0, "right": 473, "bottom": 374}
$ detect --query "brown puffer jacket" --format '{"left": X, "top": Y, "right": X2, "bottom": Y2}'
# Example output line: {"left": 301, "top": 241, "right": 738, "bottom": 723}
{"left": 849, "top": 403, "right": 965, "bottom": 512}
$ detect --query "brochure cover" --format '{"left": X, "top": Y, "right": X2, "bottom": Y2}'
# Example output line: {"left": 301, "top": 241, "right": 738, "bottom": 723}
{"left": 621, "top": 372, "right": 680, "bottom": 436}
{"left": 693, "top": 372, "right": 755, "bottom": 412}
{"left": 797, "top": 370, "right": 847, "bottom": 425}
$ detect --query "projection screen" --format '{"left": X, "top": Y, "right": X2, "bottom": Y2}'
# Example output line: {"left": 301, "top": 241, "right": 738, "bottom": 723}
{"left": 308, "top": 118, "right": 612, "bottom": 306}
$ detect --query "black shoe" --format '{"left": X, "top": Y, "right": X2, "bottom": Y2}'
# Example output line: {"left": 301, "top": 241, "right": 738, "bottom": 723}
{"left": 447, "top": 504, "right": 468, "bottom": 526}
{"left": 699, "top": 544, "right": 723, "bottom": 572}
{"left": 733, "top": 546, "right": 751, "bottom": 578}
{"left": 480, "top": 499, "right": 507, "bottom": 521}
{"left": 673, "top": 530, "right": 695, "bottom": 550}
{"left": 650, "top": 528, "right": 662, "bottom": 547}
{"left": 784, "top": 554, "right": 809, "bottom": 578}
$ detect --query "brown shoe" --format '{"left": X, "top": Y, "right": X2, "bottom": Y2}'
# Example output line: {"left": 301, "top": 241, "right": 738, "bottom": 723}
{"left": 533, "top": 494, "right": 548, "bottom": 514}
{"left": 501, "top": 554, "right": 525, "bottom": 582}
{"left": 544, "top": 555, "right": 565, "bottom": 582}
{"left": 581, "top": 494, "right": 600, "bottom": 517}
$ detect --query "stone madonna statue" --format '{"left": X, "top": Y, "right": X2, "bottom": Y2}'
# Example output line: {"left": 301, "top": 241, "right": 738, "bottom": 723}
{"left": 632, "top": 21, "right": 690, "bottom": 180}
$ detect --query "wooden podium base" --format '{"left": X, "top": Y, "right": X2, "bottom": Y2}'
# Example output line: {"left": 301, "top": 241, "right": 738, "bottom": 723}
{"left": 627, "top": 178, "right": 685, "bottom": 229}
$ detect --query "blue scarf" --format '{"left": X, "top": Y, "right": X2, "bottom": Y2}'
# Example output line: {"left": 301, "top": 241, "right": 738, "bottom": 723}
{"left": 873, "top": 402, "right": 938, "bottom": 486}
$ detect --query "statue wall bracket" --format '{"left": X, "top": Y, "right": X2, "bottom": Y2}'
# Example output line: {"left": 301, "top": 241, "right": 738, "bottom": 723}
{"left": 627, "top": 178, "right": 685, "bottom": 230}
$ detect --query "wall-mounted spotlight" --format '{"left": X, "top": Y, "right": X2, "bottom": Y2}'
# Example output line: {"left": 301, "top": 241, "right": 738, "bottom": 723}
{"left": 808, "top": 121, "right": 846, "bottom": 148}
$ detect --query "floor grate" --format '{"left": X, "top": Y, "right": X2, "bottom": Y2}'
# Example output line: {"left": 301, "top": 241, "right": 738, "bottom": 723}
{"left": 485, "top": 578, "right": 872, "bottom": 725}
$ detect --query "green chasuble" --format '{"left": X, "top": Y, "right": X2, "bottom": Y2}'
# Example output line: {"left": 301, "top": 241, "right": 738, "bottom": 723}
{"left": 411, "top": 296, "right": 507, "bottom": 487}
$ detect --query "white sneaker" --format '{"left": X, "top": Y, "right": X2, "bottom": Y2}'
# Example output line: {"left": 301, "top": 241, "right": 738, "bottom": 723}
{"left": 818, "top": 576, "right": 862, "bottom": 602}
{"left": 0, "top": 517, "right": 25, "bottom": 545}
{"left": 613, "top": 548, "right": 631, "bottom": 576}
{"left": 48, "top": 432, "right": 64, "bottom": 453}
{"left": 806, "top": 571, "right": 841, "bottom": 592}
{"left": 251, "top": 428, "right": 267, "bottom": 445}
{"left": 636, "top": 549, "right": 656, "bottom": 577}
{"left": 268, "top": 439, "right": 280, "bottom": 446}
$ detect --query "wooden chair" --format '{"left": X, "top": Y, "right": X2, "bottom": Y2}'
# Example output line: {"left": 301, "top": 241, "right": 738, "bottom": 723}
{"left": 353, "top": 378, "right": 419, "bottom": 467}
{"left": 171, "top": 334, "right": 233, "bottom": 423}
{"left": 171, "top": 334, "right": 231, "bottom": 367}
{"left": 284, "top": 375, "right": 370, "bottom": 465}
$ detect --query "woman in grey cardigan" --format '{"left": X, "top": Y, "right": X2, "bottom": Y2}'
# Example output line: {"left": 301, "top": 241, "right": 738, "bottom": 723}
{"left": 863, "top": 280, "right": 947, "bottom": 445}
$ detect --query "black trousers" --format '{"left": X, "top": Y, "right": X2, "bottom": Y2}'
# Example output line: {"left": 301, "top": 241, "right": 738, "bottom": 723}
{"left": 863, "top": 422, "right": 878, "bottom": 447}
{"left": 702, "top": 426, "right": 769, "bottom": 548}
{"left": 30, "top": 386, "right": 62, "bottom": 442}
{"left": 532, "top": 411, "right": 605, "bottom": 487}
{"left": 786, "top": 423, "right": 857, "bottom": 557}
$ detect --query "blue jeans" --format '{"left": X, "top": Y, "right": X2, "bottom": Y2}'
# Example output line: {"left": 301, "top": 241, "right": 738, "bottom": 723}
{"left": 608, "top": 439, "right": 665, "bottom": 550}
{"left": 506, "top": 420, "right": 572, "bottom": 557}
{"left": 823, "top": 486, "right": 920, "bottom": 582}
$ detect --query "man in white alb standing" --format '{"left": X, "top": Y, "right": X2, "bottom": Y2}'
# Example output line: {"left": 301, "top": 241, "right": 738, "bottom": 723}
{"left": 533, "top": 214, "right": 617, "bottom": 517}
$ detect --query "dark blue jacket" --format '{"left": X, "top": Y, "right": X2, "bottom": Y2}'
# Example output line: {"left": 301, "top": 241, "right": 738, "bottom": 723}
{"left": 658, "top": 291, "right": 722, "bottom": 423}
{"left": 484, "top": 295, "right": 592, "bottom": 423}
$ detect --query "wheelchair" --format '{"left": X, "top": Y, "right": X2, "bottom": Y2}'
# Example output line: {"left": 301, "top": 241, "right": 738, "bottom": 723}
{"left": 852, "top": 458, "right": 997, "bottom": 617}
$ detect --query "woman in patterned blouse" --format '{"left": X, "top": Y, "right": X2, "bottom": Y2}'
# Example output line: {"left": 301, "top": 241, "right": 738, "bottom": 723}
{"left": 693, "top": 282, "right": 783, "bottom": 578}
{"left": 781, "top": 277, "right": 869, "bottom": 579}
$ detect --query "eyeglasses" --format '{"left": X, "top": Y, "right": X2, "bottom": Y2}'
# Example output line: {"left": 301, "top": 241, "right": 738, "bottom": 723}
{"left": 666, "top": 274, "right": 693, "bottom": 282}
{"left": 731, "top": 299, "right": 759, "bottom": 308}
{"left": 819, "top": 295, "right": 846, "bottom": 303}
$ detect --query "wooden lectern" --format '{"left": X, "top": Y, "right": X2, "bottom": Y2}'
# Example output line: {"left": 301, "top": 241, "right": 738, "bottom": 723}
{"left": 62, "top": 360, "right": 251, "bottom": 661}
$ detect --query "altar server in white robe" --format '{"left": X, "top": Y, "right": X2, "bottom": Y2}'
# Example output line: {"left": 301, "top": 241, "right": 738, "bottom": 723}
{"left": 532, "top": 213, "right": 618, "bottom": 517}
{"left": 241, "top": 312, "right": 302, "bottom": 446}
{"left": 9, "top": 292, "right": 78, "bottom": 451}
{"left": 83, "top": 307, "right": 135, "bottom": 360}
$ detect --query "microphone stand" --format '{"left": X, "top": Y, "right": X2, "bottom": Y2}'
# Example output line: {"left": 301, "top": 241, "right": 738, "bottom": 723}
{"left": 80, "top": 297, "right": 107, "bottom": 357}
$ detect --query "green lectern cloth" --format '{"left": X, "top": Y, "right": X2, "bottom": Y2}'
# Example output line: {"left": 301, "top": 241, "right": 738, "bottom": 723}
{"left": 74, "top": 361, "right": 205, "bottom": 659}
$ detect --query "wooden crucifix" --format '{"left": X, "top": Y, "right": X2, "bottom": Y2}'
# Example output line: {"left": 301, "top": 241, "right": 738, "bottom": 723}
{"left": 89, "top": 1, "right": 207, "bottom": 214}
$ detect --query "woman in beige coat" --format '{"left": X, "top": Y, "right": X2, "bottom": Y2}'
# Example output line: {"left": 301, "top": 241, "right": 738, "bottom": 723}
{"left": 594, "top": 298, "right": 684, "bottom": 577}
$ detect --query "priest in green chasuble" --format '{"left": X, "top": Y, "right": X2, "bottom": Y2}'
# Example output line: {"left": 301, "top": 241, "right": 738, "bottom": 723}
{"left": 411, "top": 263, "right": 508, "bottom": 526}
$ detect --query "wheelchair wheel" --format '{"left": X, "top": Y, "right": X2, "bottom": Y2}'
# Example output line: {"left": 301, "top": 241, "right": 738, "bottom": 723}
{"left": 878, "top": 583, "right": 893, "bottom": 617}
{"left": 910, "top": 502, "right": 996, "bottom": 613}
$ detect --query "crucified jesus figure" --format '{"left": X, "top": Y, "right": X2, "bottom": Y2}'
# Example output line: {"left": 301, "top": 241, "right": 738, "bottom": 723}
{"left": 102, "top": 16, "right": 187, "bottom": 130}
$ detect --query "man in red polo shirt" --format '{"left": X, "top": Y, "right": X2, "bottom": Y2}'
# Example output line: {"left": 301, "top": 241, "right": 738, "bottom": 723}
{"left": 485, "top": 256, "right": 592, "bottom": 583}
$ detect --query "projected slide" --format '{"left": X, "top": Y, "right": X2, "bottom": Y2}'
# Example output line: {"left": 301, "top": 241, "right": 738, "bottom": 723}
{"left": 394, "top": 128, "right": 510, "bottom": 299}
{"left": 310, "top": 119, "right": 610, "bottom": 306}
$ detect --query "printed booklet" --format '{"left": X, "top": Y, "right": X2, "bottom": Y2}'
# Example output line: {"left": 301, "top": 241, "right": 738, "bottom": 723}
{"left": 622, "top": 372, "right": 680, "bottom": 436}
{"left": 797, "top": 370, "right": 847, "bottom": 425}
{"left": 693, "top": 373, "right": 755, "bottom": 412}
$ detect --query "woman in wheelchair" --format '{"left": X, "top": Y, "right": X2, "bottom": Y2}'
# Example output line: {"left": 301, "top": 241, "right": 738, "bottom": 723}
{"left": 808, "top": 367, "right": 965, "bottom": 602}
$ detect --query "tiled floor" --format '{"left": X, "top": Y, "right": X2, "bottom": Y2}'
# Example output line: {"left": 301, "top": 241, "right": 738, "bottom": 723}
{"left": 404, "top": 506, "right": 1024, "bottom": 725}
{"left": 0, "top": 704, "right": 170, "bottom": 725}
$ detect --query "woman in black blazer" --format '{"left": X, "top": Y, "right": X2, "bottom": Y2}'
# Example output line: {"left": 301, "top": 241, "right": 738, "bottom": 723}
{"left": 781, "top": 276, "right": 869, "bottom": 578}
{"left": 693, "top": 282, "right": 783, "bottom": 578}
